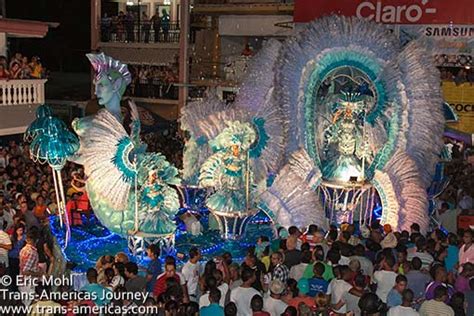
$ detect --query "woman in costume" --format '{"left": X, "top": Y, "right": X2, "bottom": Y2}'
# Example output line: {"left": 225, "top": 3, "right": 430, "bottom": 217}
{"left": 323, "top": 93, "right": 372, "bottom": 182}
{"left": 137, "top": 155, "right": 180, "bottom": 235}
{"left": 199, "top": 121, "right": 256, "bottom": 218}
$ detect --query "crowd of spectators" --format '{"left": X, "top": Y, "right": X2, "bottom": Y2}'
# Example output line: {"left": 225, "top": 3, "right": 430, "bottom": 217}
{"left": 68, "top": 221, "right": 474, "bottom": 316}
{"left": 143, "top": 127, "right": 184, "bottom": 169}
{"left": 100, "top": 9, "right": 176, "bottom": 43}
{"left": 435, "top": 139, "right": 473, "bottom": 234}
{"left": 0, "top": 136, "right": 472, "bottom": 315}
{"left": 0, "top": 53, "right": 47, "bottom": 80}
{"left": 0, "top": 139, "right": 472, "bottom": 315}
{"left": 126, "top": 64, "right": 179, "bottom": 100}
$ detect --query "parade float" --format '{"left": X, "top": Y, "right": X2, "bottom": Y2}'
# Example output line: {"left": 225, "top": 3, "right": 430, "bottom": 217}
{"left": 26, "top": 15, "right": 446, "bottom": 269}
{"left": 182, "top": 15, "right": 445, "bottom": 235}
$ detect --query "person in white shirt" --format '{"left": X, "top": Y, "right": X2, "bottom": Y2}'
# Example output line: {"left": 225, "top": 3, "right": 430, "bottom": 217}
{"left": 388, "top": 289, "right": 419, "bottom": 316}
{"left": 200, "top": 269, "right": 229, "bottom": 308}
{"left": 199, "top": 275, "right": 223, "bottom": 308}
{"left": 289, "top": 250, "right": 311, "bottom": 281}
{"left": 109, "top": 262, "right": 126, "bottom": 290}
{"left": 181, "top": 247, "right": 201, "bottom": 302}
{"left": 0, "top": 226, "right": 12, "bottom": 268}
{"left": 343, "top": 273, "right": 367, "bottom": 316}
{"left": 328, "top": 265, "right": 353, "bottom": 314}
{"left": 264, "top": 279, "right": 288, "bottom": 316}
{"left": 215, "top": 269, "right": 229, "bottom": 307}
{"left": 230, "top": 267, "right": 261, "bottom": 316}
{"left": 373, "top": 256, "right": 398, "bottom": 303}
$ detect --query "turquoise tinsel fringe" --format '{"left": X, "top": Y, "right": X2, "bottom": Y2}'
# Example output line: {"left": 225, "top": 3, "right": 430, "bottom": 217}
{"left": 249, "top": 117, "right": 269, "bottom": 159}
{"left": 112, "top": 137, "right": 136, "bottom": 183}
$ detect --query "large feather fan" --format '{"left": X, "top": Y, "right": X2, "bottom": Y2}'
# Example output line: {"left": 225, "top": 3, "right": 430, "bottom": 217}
{"left": 72, "top": 109, "right": 136, "bottom": 210}
{"left": 259, "top": 165, "right": 327, "bottom": 230}
{"left": 383, "top": 150, "right": 430, "bottom": 233}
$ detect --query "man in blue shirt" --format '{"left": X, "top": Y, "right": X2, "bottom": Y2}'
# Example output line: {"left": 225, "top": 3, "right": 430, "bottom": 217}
{"left": 387, "top": 274, "right": 407, "bottom": 307}
{"left": 200, "top": 289, "right": 224, "bottom": 316}
{"left": 80, "top": 268, "right": 111, "bottom": 306}
{"left": 406, "top": 257, "right": 432, "bottom": 303}
{"left": 307, "top": 262, "right": 329, "bottom": 297}
{"left": 146, "top": 244, "right": 162, "bottom": 293}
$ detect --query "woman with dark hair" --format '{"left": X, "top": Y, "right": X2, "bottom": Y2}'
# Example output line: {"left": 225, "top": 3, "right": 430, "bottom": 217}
{"left": 431, "top": 229, "right": 446, "bottom": 247}
{"left": 35, "top": 223, "right": 54, "bottom": 274}
{"left": 104, "top": 267, "right": 115, "bottom": 290}
{"left": 200, "top": 259, "right": 217, "bottom": 292}
{"left": 445, "top": 233, "right": 459, "bottom": 274}
{"left": 8, "top": 223, "right": 25, "bottom": 286}
{"left": 199, "top": 275, "right": 218, "bottom": 308}
{"left": 9, "top": 61, "right": 20, "bottom": 79}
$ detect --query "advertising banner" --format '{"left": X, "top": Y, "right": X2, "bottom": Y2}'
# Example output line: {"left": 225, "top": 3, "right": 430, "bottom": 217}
{"left": 442, "top": 82, "right": 474, "bottom": 134}
{"left": 294, "top": 0, "right": 474, "bottom": 25}
{"left": 294, "top": 1, "right": 474, "bottom": 54}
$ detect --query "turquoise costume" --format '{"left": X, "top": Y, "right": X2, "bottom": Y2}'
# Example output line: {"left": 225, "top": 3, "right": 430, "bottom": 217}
{"left": 322, "top": 93, "right": 373, "bottom": 183}
{"left": 137, "top": 153, "right": 180, "bottom": 235}
{"left": 205, "top": 153, "right": 248, "bottom": 215}
{"left": 199, "top": 121, "right": 256, "bottom": 217}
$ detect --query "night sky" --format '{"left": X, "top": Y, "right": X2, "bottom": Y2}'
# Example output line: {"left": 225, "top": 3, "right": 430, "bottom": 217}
{"left": 6, "top": 0, "right": 91, "bottom": 72}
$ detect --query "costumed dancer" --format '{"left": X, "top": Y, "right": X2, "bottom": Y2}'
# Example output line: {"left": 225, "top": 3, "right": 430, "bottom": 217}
{"left": 182, "top": 40, "right": 328, "bottom": 233}
{"left": 199, "top": 121, "right": 256, "bottom": 218}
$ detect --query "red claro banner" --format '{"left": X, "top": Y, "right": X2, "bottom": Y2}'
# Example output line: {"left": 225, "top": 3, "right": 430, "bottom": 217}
{"left": 294, "top": 0, "right": 473, "bottom": 24}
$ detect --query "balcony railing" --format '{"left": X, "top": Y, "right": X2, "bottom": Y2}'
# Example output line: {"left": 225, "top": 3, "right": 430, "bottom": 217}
{"left": 0, "top": 79, "right": 46, "bottom": 106}
{"left": 100, "top": 22, "right": 180, "bottom": 43}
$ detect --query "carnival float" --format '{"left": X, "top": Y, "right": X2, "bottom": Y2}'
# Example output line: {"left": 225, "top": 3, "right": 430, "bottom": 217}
{"left": 26, "top": 16, "right": 445, "bottom": 265}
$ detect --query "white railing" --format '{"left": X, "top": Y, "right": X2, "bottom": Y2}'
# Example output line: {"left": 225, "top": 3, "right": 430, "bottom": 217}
{"left": 0, "top": 79, "right": 47, "bottom": 106}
